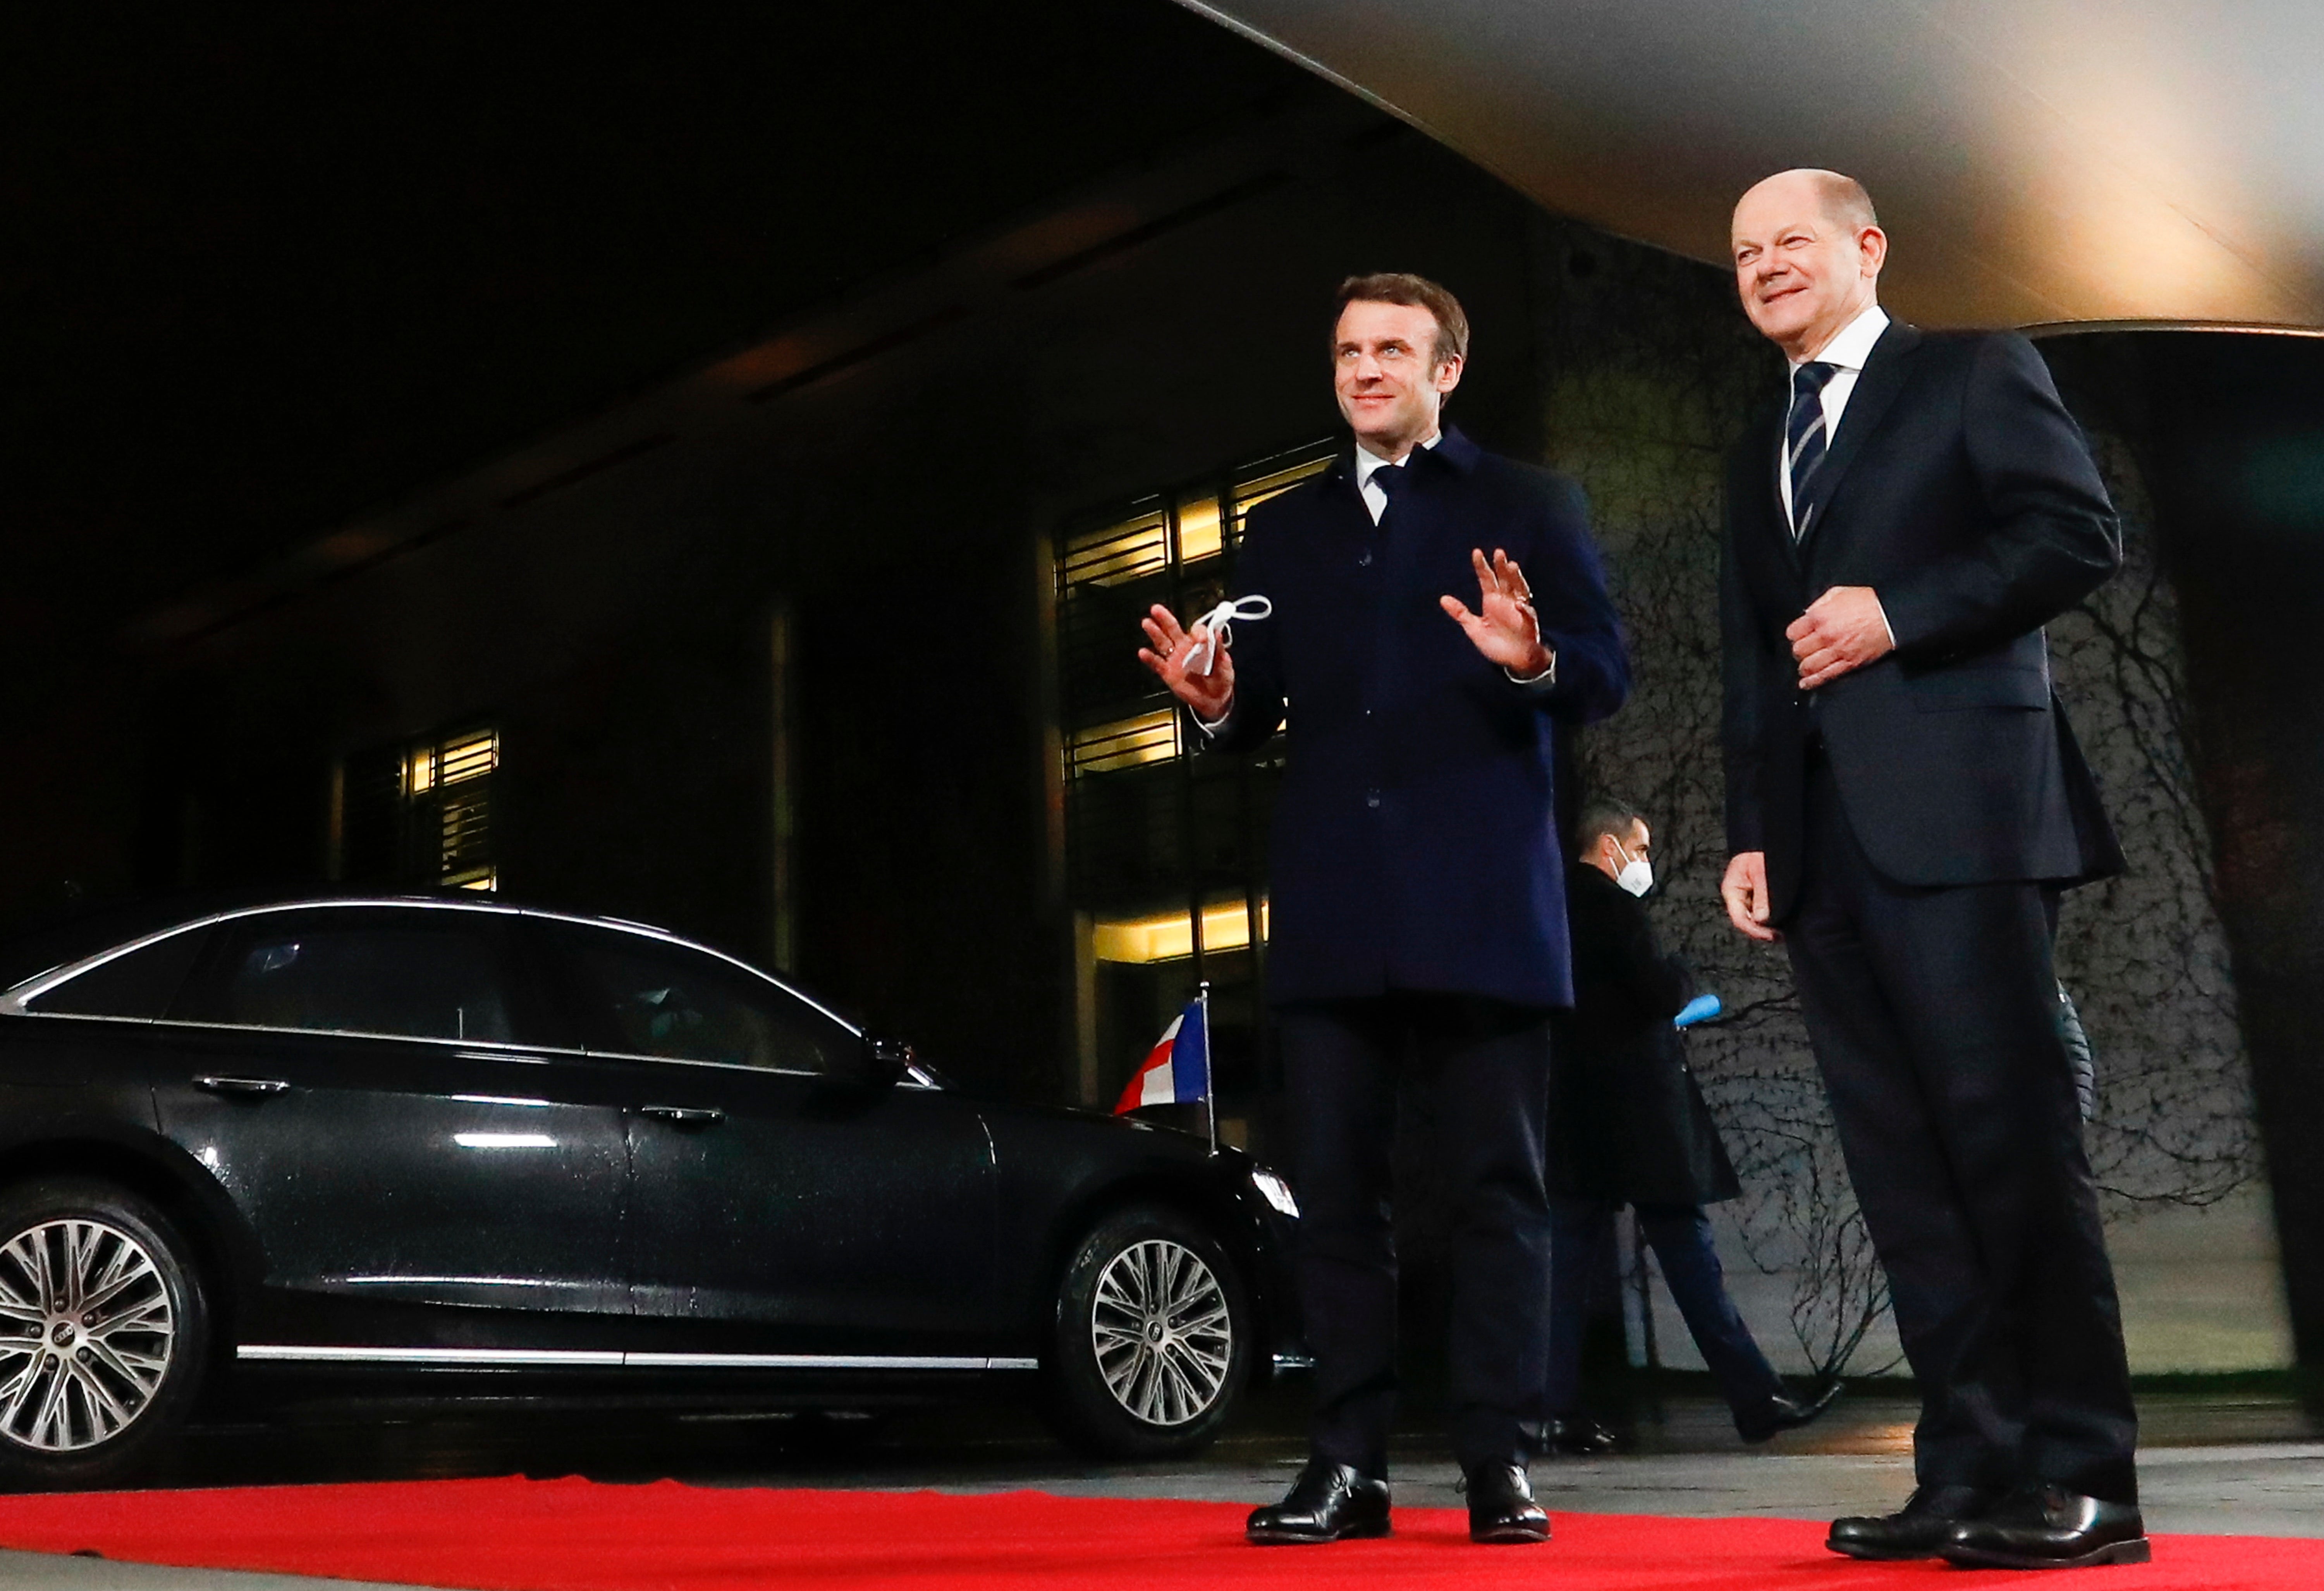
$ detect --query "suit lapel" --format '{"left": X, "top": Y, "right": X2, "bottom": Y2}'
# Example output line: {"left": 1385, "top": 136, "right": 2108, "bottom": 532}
{"left": 1796, "top": 320, "right": 1921, "bottom": 549}
{"left": 1738, "top": 407, "right": 1799, "bottom": 580}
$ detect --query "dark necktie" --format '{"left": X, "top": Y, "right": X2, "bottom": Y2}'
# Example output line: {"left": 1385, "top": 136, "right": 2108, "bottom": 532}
{"left": 1787, "top": 360, "right": 1837, "bottom": 538}
{"left": 1371, "top": 461, "right": 1406, "bottom": 507}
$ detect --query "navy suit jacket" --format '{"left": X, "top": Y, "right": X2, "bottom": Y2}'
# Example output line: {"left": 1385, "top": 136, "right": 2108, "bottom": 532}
{"left": 1721, "top": 324, "right": 2125, "bottom": 920}
{"left": 1206, "top": 428, "right": 1628, "bottom": 1009}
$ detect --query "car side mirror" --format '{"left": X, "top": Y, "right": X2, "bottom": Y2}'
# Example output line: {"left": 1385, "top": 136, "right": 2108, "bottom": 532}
{"left": 846, "top": 1034, "right": 914, "bottom": 1091}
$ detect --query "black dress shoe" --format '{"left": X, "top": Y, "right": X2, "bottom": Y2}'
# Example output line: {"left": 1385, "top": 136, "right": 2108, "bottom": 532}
{"left": 1246, "top": 1461, "right": 1392, "bottom": 1545}
{"left": 1735, "top": 1377, "right": 1843, "bottom": 1443}
{"left": 1939, "top": 1486, "right": 2150, "bottom": 1569}
{"left": 1827, "top": 1484, "right": 1994, "bottom": 1560}
{"left": 1542, "top": 1414, "right": 1621, "bottom": 1456}
{"left": 1462, "top": 1462, "right": 1551, "bottom": 1545}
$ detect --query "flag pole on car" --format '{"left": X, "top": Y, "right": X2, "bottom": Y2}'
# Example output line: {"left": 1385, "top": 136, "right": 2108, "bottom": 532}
{"left": 1113, "top": 983, "right": 1215, "bottom": 1154}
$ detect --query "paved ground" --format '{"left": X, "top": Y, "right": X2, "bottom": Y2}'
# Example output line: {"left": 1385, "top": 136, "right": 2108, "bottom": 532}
{"left": 2, "top": 1385, "right": 2321, "bottom": 1589}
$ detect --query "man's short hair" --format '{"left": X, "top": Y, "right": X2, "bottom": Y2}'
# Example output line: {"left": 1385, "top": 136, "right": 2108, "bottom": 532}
{"left": 1572, "top": 795, "right": 1643, "bottom": 858}
{"left": 1334, "top": 272, "right": 1470, "bottom": 368}
{"left": 1808, "top": 170, "right": 1879, "bottom": 234}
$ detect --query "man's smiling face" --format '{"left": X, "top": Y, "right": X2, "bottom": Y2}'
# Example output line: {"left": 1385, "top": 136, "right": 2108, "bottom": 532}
{"left": 1730, "top": 170, "right": 1885, "bottom": 361}
{"left": 1332, "top": 299, "right": 1460, "bottom": 458}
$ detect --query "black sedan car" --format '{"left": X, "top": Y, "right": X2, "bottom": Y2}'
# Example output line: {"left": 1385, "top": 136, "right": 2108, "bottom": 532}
{"left": 0, "top": 893, "right": 1303, "bottom": 1488}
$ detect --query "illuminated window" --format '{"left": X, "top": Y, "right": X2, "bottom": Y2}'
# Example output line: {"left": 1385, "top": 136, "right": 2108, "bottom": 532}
{"left": 338, "top": 725, "right": 500, "bottom": 891}
{"left": 1053, "top": 439, "right": 1333, "bottom": 1111}
{"left": 1069, "top": 710, "right": 1180, "bottom": 778}
{"left": 1093, "top": 900, "right": 1269, "bottom": 964}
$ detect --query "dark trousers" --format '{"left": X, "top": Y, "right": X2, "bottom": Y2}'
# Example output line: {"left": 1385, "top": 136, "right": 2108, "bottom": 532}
{"left": 1788, "top": 758, "right": 2138, "bottom": 1502}
{"left": 1279, "top": 993, "right": 1554, "bottom": 1477}
{"left": 1544, "top": 1199, "right": 1783, "bottom": 1418}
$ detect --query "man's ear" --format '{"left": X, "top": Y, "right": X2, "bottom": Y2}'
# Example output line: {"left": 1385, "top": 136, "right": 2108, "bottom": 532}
{"left": 1432, "top": 354, "right": 1465, "bottom": 396}
{"left": 1858, "top": 225, "right": 1888, "bottom": 279}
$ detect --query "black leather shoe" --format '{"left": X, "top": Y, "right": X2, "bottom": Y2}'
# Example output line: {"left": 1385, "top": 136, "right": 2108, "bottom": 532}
{"left": 1939, "top": 1486, "right": 2150, "bottom": 1569}
{"left": 1735, "top": 1378, "right": 1843, "bottom": 1443}
{"left": 1246, "top": 1462, "right": 1392, "bottom": 1545}
{"left": 1543, "top": 1414, "right": 1621, "bottom": 1456}
{"left": 1828, "top": 1484, "right": 1994, "bottom": 1560}
{"left": 1462, "top": 1462, "right": 1551, "bottom": 1545}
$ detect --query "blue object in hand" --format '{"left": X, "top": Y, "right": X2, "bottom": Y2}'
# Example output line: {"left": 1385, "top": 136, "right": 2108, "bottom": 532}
{"left": 1674, "top": 992, "right": 1722, "bottom": 1029}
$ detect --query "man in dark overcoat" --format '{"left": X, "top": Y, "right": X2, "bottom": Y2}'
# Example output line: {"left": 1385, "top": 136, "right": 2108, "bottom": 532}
{"left": 1719, "top": 170, "right": 2138, "bottom": 1570}
{"left": 1139, "top": 273, "right": 1627, "bottom": 1546}
{"left": 1543, "top": 797, "right": 1835, "bottom": 1447}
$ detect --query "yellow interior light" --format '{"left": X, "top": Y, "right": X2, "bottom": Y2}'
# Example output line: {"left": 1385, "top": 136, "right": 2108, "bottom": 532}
{"left": 1176, "top": 495, "right": 1222, "bottom": 564}
{"left": 1071, "top": 710, "right": 1179, "bottom": 776}
{"left": 1093, "top": 900, "right": 1269, "bottom": 964}
{"left": 1065, "top": 510, "right": 1169, "bottom": 588}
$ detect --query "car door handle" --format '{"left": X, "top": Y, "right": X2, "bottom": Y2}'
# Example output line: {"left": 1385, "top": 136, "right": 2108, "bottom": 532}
{"left": 194, "top": 1075, "right": 290, "bottom": 1097}
{"left": 638, "top": 1105, "right": 724, "bottom": 1127}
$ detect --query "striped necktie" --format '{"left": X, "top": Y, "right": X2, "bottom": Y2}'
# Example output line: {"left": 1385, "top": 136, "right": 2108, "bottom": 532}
{"left": 1787, "top": 360, "right": 1837, "bottom": 538}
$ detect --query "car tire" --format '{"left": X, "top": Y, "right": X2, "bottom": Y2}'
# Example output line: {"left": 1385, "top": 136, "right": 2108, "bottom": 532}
{"left": 1045, "top": 1203, "right": 1250, "bottom": 1459}
{"left": 0, "top": 1178, "right": 210, "bottom": 1491}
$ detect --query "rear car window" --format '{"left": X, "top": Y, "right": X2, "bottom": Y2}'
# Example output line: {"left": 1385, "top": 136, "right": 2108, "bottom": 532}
{"left": 24, "top": 927, "right": 210, "bottom": 1019}
{"left": 206, "top": 913, "right": 516, "bottom": 1044}
{"left": 555, "top": 926, "right": 837, "bottom": 1074}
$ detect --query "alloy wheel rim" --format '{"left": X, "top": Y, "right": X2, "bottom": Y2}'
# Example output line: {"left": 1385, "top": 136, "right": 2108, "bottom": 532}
{"left": 1090, "top": 1238, "right": 1231, "bottom": 1428}
{"left": 0, "top": 1218, "right": 176, "bottom": 1453}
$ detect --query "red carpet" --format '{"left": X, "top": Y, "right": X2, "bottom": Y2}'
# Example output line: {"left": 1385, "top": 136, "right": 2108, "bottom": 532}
{"left": 0, "top": 1476, "right": 2317, "bottom": 1589}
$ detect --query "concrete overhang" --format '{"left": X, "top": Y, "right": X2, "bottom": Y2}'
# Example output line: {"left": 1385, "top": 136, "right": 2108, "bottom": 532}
{"left": 1176, "top": 0, "right": 2324, "bottom": 330}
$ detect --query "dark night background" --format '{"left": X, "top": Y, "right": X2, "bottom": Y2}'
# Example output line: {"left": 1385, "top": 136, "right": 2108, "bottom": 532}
{"left": 1, "top": 4, "right": 1306, "bottom": 693}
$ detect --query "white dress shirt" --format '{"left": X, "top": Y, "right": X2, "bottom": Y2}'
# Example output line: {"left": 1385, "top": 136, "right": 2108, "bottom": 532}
{"left": 1354, "top": 431, "right": 1437, "bottom": 523}
{"left": 1780, "top": 301, "right": 1896, "bottom": 647}
{"left": 1778, "top": 302, "right": 1889, "bottom": 528}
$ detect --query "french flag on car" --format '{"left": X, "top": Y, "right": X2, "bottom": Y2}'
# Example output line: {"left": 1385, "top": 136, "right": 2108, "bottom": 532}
{"left": 1114, "top": 997, "right": 1210, "bottom": 1114}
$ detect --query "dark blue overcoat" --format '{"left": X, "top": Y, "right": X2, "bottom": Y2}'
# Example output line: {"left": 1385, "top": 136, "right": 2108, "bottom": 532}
{"left": 1206, "top": 428, "right": 1628, "bottom": 1010}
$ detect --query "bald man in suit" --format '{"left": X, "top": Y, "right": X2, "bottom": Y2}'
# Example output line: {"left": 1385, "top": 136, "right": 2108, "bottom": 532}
{"left": 1719, "top": 170, "right": 2140, "bottom": 1572}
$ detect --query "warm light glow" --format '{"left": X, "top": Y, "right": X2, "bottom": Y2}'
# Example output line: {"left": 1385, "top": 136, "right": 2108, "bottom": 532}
{"left": 1176, "top": 494, "right": 1223, "bottom": 562}
{"left": 1094, "top": 900, "right": 1269, "bottom": 963}
{"left": 406, "top": 748, "right": 436, "bottom": 795}
{"left": 1070, "top": 710, "right": 1180, "bottom": 776}
{"left": 1232, "top": 453, "right": 1333, "bottom": 527}
{"left": 440, "top": 730, "right": 498, "bottom": 784}
{"left": 1064, "top": 507, "right": 1169, "bottom": 588}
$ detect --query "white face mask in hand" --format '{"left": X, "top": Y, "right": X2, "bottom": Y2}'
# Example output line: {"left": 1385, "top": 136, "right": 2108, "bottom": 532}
{"left": 1182, "top": 595, "right": 1273, "bottom": 675}
{"left": 1611, "top": 836, "right": 1654, "bottom": 898}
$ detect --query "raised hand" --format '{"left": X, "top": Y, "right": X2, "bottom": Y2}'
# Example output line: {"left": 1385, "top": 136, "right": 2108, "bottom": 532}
{"left": 1440, "top": 548, "right": 1554, "bottom": 677}
{"left": 1138, "top": 604, "right": 1236, "bottom": 722}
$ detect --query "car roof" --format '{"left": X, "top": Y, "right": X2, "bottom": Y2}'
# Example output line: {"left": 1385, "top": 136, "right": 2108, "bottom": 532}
{"left": 0, "top": 889, "right": 859, "bottom": 1037}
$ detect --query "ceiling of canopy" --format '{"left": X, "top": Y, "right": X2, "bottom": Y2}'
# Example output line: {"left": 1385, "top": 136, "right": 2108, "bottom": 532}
{"left": 1175, "top": 0, "right": 2324, "bottom": 330}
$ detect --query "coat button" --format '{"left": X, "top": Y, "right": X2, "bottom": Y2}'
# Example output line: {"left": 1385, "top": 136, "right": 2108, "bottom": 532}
{"left": 1357, "top": 550, "right": 1373, "bottom": 567}
{"left": 1365, "top": 789, "right": 1380, "bottom": 809}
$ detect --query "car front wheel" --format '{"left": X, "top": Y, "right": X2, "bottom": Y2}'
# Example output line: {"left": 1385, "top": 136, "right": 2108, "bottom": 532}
{"left": 1045, "top": 1203, "right": 1250, "bottom": 1458}
{"left": 0, "top": 1178, "right": 210, "bottom": 1490}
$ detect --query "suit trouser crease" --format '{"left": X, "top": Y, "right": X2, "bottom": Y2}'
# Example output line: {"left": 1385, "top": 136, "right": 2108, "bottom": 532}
{"left": 1785, "top": 759, "right": 2137, "bottom": 1502}
{"left": 1281, "top": 996, "right": 1554, "bottom": 1476}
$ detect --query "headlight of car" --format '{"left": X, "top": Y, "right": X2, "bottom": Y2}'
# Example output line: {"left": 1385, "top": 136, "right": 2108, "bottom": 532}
{"left": 1250, "top": 1165, "right": 1300, "bottom": 1219}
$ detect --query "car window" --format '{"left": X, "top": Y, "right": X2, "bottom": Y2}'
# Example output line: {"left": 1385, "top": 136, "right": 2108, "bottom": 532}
{"left": 24, "top": 927, "right": 210, "bottom": 1019}
{"left": 555, "top": 926, "right": 837, "bottom": 1075}
{"left": 206, "top": 912, "right": 517, "bottom": 1044}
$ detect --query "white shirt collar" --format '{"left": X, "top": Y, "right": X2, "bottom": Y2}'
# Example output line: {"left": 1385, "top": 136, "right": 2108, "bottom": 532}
{"left": 1793, "top": 302, "right": 1889, "bottom": 375}
{"left": 1354, "top": 430, "right": 1439, "bottom": 486}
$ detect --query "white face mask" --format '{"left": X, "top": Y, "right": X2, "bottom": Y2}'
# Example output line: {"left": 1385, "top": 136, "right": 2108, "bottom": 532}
{"left": 1610, "top": 836, "right": 1654, "bottom": 898}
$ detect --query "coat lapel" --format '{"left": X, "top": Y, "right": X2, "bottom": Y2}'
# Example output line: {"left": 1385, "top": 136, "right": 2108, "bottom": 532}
{"left": 1796, "top": 320, "right": 1921, "bottom": 548}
